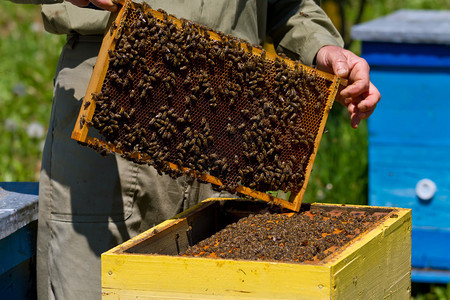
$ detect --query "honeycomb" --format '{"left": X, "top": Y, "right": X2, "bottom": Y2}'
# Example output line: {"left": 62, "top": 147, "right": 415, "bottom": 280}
{"left": 181, "top": 208, "right": 387, "bottom": 263}
{"left": 72, "top": 0, "right": 344, "bottom": 211}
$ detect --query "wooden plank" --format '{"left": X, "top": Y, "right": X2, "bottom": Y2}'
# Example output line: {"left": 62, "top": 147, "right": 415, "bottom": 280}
{"left": 0, "top": 185, "right": 38, "bottom": 240}
{"left": 109, "top": 200, "right": 225, "bottom": 255}
{"left": 0, "top": 182, "right": 38, "bottom": 195}
{"left": 411, "top": 227, "right": 450, "bottom": 270}
{"left": 102, "top": 254, "right": 331, "bottom": 299}
{"left": 108, "top": 218, "right": 180, "bottom": 254}
{"left": 126, "top": 219, "right": 190, "bottom": 255}
{"left": 71, "top": 0, "right": 131, "bottom": 142}
{"left": 124, "top": 201, "right": 223, "bottom": 255}
{"left": 412, "top": 268, "right": 450, "bottom": 284}
{"left": 361, "top": 42, "right": 450, "bottom": 68}
{"left": 331, "top": 208, "right": 411, "bottom": 299}
{"left": 0, "top": 257, "right": 36, "bottom": 300}
{"left": 0, "top": 222, "right": 37, "bottom": 274}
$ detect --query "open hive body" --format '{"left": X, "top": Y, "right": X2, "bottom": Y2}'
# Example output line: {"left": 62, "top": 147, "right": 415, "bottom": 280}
{"left": 71, "top": 0, "right": 345, "bottom": 211}
{"left": 102, "top": 199, "right": 411, "bottom": 299}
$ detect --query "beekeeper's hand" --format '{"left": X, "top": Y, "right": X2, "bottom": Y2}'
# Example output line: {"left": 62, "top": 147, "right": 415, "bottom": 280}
{"left": 67, "top": 0, "right": 118, "bottom": 12}
{"left": 316, "top": 45, "right": 381, "bottom": 129}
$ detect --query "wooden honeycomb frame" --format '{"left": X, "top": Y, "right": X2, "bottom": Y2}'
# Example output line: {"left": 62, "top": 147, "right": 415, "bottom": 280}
{"left": 72, "top": 0, "right": 345, "bottom": 212}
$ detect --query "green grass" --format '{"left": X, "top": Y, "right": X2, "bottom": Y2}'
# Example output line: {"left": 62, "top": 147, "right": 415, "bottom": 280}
{"left": 303, "top": 105, "right": 368, "bottom": 205}
{"left": 413, "top": 283, "right": 450, "bottom": 300}
{"left": 361, "top": 0, "right": 450, "bottom": 18}
{"left": 0, "top": 2, "right": 64, "bottom": 181}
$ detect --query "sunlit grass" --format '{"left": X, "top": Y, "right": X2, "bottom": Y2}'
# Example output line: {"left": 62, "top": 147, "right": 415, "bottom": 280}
{"left": 413, "top": 283, "right": 450, "bottom": 300}
{"left": 0, "top": 2, "right": 65, "bottom": 181}
{"left": 303, "top": 104, "right": 368, "bottom": 205}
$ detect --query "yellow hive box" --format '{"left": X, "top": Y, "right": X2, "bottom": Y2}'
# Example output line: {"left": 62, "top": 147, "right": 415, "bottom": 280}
{"left": 102, "top": 199, "right": 411, "bottom": 299}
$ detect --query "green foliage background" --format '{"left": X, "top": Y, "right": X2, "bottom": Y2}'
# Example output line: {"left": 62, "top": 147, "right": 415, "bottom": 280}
{"left": 0, "top": 2, "right": 64, "bottom": 181}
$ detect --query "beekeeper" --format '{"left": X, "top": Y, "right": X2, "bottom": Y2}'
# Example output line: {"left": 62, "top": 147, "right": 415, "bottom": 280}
{"left": 10, "top": 0, "right": 380, "bottom": 298}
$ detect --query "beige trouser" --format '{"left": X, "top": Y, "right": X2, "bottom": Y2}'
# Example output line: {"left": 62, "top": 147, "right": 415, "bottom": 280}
{"left": 36, "top": 35, "right": 226, "bottom": 300}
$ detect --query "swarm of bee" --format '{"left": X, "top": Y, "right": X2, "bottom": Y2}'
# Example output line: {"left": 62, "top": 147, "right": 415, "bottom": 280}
{"left": 182, "top": 208, "right": 383, "bottom": 263}
{"left": 86, "top": 3, "right": 334, "bottom": 195}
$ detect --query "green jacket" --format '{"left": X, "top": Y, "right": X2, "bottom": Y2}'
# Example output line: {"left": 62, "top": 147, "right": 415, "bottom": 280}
{"left": 15, "top": 0, "right": 343, "bottom": 66}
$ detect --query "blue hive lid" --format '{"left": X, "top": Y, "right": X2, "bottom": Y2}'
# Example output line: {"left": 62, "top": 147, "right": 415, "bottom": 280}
{"left": 0, "top": 183, "right": 38, "bottom": 240}
{"left": 351, "top": 10, "right": 450, "bottom": 45}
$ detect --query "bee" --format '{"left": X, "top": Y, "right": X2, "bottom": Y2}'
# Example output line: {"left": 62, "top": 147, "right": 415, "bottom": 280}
{"left": 221, "top": 163, "right": 228, "bottom": 172}
{"left": 226, "top": 123, "right": 235, "bottom": 135}
{"left": 79, "top": 115, "right": 86, "bottom": 128}
{"left": 315, "top": 101, "right": 322, "bottom": 111}
{"left": 238, "top": 123, "right": 246, "bottom": 130}
{"left": 83, "top": 100, "right": 91, "bottom": 110}
{"left": 260, "top": 49, "right": 266, "bottom": 60}
{"left": 297, "top": 10, "right": 309, "bottom": 17}
{"left": 191, "top": 86, "right": 200, "bottom": 93}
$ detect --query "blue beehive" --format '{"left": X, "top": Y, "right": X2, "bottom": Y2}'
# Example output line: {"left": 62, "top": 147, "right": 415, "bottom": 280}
{"left": 0, "top": 182, "right": 39, "bottom": 298}
{"left": 352, "top": 10, "right": 450, "bottom": 283}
